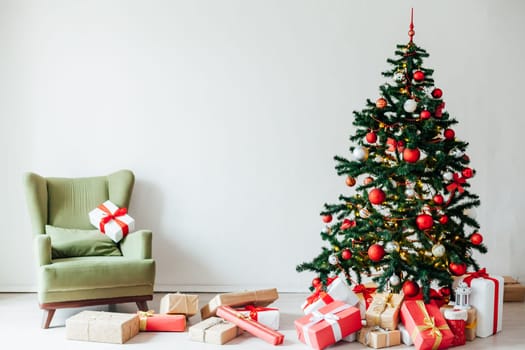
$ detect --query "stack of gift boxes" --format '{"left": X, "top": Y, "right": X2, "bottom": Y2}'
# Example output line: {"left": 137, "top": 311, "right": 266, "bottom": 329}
{"left": 296, "top": 268, "right": 503, "bottom": 350}
{"left": 65, "top": 288, "right": 284, "bottom": 345}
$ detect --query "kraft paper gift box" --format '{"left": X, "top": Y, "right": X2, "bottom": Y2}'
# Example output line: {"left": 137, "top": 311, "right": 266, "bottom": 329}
{"left": 295, "top": 300, "right": 362, "bottom": 350}
{"left": 160, "top": 293, "right": 199, "bottom": 316}
{"left": 453, "top": 268, "right": 503, "bottom": 337}
{"left": 443, "top": 308, "right": 467, "bottom": 346}
{"left": 89, "top": 200, "right": 135, "bottom": 243}
{"left": 217, "top": 305, "right": 285, "bottom": 345}
{"left": 400, "top": 300, "right": 454, "bottom": 350}
{"left": 440, "top": 303, "right": 477, "bottom": 341}
{"left": 137, "top": 311, "right": 186, "bottom": 332}
{"left": 302, "top": 277, "right": 360, "bottom": 315}
{"left": 358, "top": 326, "right": 401, "bottom": 349}
{"left": 503, "top": 276, "right": 525, "bottom": 302}
{"left": 66, "top": 311, "right": 139, "bottom": 344}
{"left": 189, "top": 316, "right": 239, "bottom": 345}
{"left": 201, "top": 288, "right": 279, "bottom": 320}
{"left": 352, "top": 283, "right": 377, "bottom": 319}
{"left": 365, "top": 292, "right": 403, "bottom": 330}
{"left": 236, "top": 305, "right": 280, "bottom": 330}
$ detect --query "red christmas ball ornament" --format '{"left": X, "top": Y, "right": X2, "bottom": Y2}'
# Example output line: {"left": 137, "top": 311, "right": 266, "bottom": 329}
{"left": 462, "top": 167, "right": 474, "bottom": 178}
{"left": 368, "top": 188, "right": 386, "bottom": 205}
{"left": 413, "top": 70, "right": 425, "bottom": 82}
{"left": 345, "top": 176, "right": 357, "bottom": 187}
{"left": 416, "top": 214, "right": 434, "bottom": 230}
{"left": 376, "top": 98, "right": 387, "bottom": 109}
{"left": 433, "top": 194, "right": 444, "bottom": 205}
{"left": 363, "top": 176, "right": 374, "bottom": 185}
{"left": 470, "top": 232, "right": 483, "bottom": 245}
{"left": 341, "top": 248, "right": 352, "bottom": 260}
{"left": 322, "top": 215, "right": 332, "bottom": 223}
{"left": 403, "top": 147, "right": 421, "bottom": 163}
{"left": 439, "top": 215, "right": 449, "bottom": 224}
{"left": 312, "top": 277, "right": 322, "bottom": 288}
{"left": 420, "top": 110, "right": 431, "bottom": 120}
{"left": 432, "top": 88, "right": 443, "bottom": 99}
{"left": 449, "top": 262, "right": 467, "bottom": 276}
{"left": 444, "top": 129, "right": 455, "bottom": 140}
{"left": 366, "top": 132, "right": 378, "bottom": 143}
{"left": 368, "top": 244, "right": 385, "bottom": 262}
{"left": 402, "top": 280, "right": 420, "bottom": 297}
{"left": 341, "top": 218, "right": 356, "bottom": 230}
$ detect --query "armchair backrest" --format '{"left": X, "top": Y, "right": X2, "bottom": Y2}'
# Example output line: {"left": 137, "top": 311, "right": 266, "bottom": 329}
{"left": 24, "top": 170, "right": 135, "bottom": 235}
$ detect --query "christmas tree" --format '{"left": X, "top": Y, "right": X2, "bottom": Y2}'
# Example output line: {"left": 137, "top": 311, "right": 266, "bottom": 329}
{"left": 296, "top": 11, "right": 487, "bottom": 302}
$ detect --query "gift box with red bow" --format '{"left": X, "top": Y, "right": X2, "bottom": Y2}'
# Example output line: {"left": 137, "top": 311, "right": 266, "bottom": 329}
{"left": 400, "top": 300, "right": 454, "bottom": 350}
{"left": 201, "top": 288, "right": 278, "bottom": 320}
{"left": 217, "top": 305, "right": 284, "bottom": 345}
{"left": 302, "top": 277, "right": 359, "bottom": 315}
{"left": 88, "top": 200, "right": 135, "bottom": 243}
{"left": 295, "top": 300, "right": 362, "bottom": 350}
{"left": 236, "top": 305, "right": 280, "bottom": 330}
{"left": 453, "top": 268, "right": 503, "bottom": 338}
{"left": 352, "top": 283, "right": 377, "bottom": 319}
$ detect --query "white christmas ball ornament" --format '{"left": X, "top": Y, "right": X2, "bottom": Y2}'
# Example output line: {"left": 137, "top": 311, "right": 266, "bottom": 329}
{"left": 405, "top": 188, "right": 415, "bottom": 198}
{"left": 394, "top": 72, "right": 405, "bottom": 82}
{"left": 443, "top": 172, "right": 454, "bottom": 181}
{"left": 403, "top": 99, "right": 418, "bottom": 113}
{"left": 389, "top": 275, "right": 401, "bottom": 286}
{"left": 385, "top": 241, "right": 400, "bottom": 253}
{"left": 359, "top": 208, "right": 371, "bottom": 218}
{"left": 328, "top": 254, "right": 338, "bottom": 265}
{"left": 432, "top": 244, "right": 446, "bottom": 257}
{"left": 353, "top": 146, "right": 369, "bottom": 161}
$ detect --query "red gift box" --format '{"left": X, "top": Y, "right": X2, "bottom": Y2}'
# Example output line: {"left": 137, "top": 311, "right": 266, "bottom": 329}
{"left": 137, "top": 311, "right": 186, "bottom": 332}
{"left": 400, "top": 300, "right": 454, "bottom": 350}
{"left": 216, "top": 305, "right": 284, "bottom": 345}
{"left": 295, "top": 300, "right": 362, "bottom": 350}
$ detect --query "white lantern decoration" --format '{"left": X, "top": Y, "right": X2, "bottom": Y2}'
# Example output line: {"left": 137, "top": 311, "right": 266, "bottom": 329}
{"left": 454, "top": 281, "right": 472, "bottom": 309}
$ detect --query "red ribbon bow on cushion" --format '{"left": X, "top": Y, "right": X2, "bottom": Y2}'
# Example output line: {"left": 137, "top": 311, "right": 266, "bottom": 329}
{"left": 446, "top": 173, "right": 466, "bottom": 196}
{"left": 97, "top": 204, "right": 129, "bottom": 235}
{"left": 352, "top": 284, "right": 377, "bottom": 308}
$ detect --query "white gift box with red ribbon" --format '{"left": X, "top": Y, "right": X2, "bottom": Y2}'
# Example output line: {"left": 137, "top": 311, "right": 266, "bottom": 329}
{"left": 236, "top": 306, "right": 280, "bottom": 330}
{"left": 302, "top": 277, "right": 360, "bottom": 315}
{"left": 89, "top": 200, "right": 135, "bottom": 243}
{"left": 453, "top": 268, "right": 503, "bottom": 338}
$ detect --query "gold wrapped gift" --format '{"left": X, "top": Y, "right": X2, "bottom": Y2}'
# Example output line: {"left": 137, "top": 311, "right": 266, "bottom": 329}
{"left": 365, "top": 292, "right": 403, "bottom": 330}
{"left": 160, "top": 293, "right": 199, "bottom": 316}
{"left": 358, "top": 326, "right": 401, "bottom": 349}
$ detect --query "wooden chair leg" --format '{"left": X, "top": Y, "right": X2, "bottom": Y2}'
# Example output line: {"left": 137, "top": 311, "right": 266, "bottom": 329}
{"left": 136, "top": 301, "right": 149, "bottom": 311}
{"left": 42, "top": 309, "right": 55, "bottom": 329}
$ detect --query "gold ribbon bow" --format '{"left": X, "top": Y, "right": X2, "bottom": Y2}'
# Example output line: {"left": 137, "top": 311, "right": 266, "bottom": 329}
{"left": 138, "top": 310, "right": 155, "bottom": 331}
{"left": 411, "top": 301, "right": 448, "bottom": 350}
{"left": 370, "top": 293, "right": 395, "bottom": 325}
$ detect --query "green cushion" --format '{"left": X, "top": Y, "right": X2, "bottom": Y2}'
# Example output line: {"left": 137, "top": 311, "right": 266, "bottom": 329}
{"left": 45, "top": 225, "right": 122, "bottom": 258}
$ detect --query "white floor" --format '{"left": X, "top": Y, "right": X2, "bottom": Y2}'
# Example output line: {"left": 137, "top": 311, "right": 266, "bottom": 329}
{"left": 0, "top": 292, "right": 524, "bottom": 349}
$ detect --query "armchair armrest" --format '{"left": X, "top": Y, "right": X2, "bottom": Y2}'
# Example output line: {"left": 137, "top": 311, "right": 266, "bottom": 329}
{"left": 34, "top": 235, "right": 52, "bottom": 266}
{"left": 120, "top": 229, "right": 152, "bottom": 259}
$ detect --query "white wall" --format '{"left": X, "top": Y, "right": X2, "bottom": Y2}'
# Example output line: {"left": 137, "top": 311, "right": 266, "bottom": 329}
{"left": 1, "top": 0, "right": 524, "bottom": 293}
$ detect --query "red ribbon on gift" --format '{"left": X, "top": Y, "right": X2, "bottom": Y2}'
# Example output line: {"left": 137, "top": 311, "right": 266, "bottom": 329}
{"left": 462, "top": 268, "right": 500, "bottom": 335}
{"left": 304, "top": 286, "right": 334, "bottom": 310}
{"left": 446, "top": 173, "right": 466, "bottom": 196}
{"left": 242, "top": 305, "right": 278, "bottom": 322}
{"left": 97, "top": 204, "right": 129, "bottom": 235}
{"left": 352, "top": 284, "right": 377, "bottom": 308}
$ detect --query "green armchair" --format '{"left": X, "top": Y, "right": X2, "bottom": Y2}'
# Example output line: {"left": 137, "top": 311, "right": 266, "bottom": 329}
{"left": 24, "top": 169, "right": 156, "bottom": 328}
